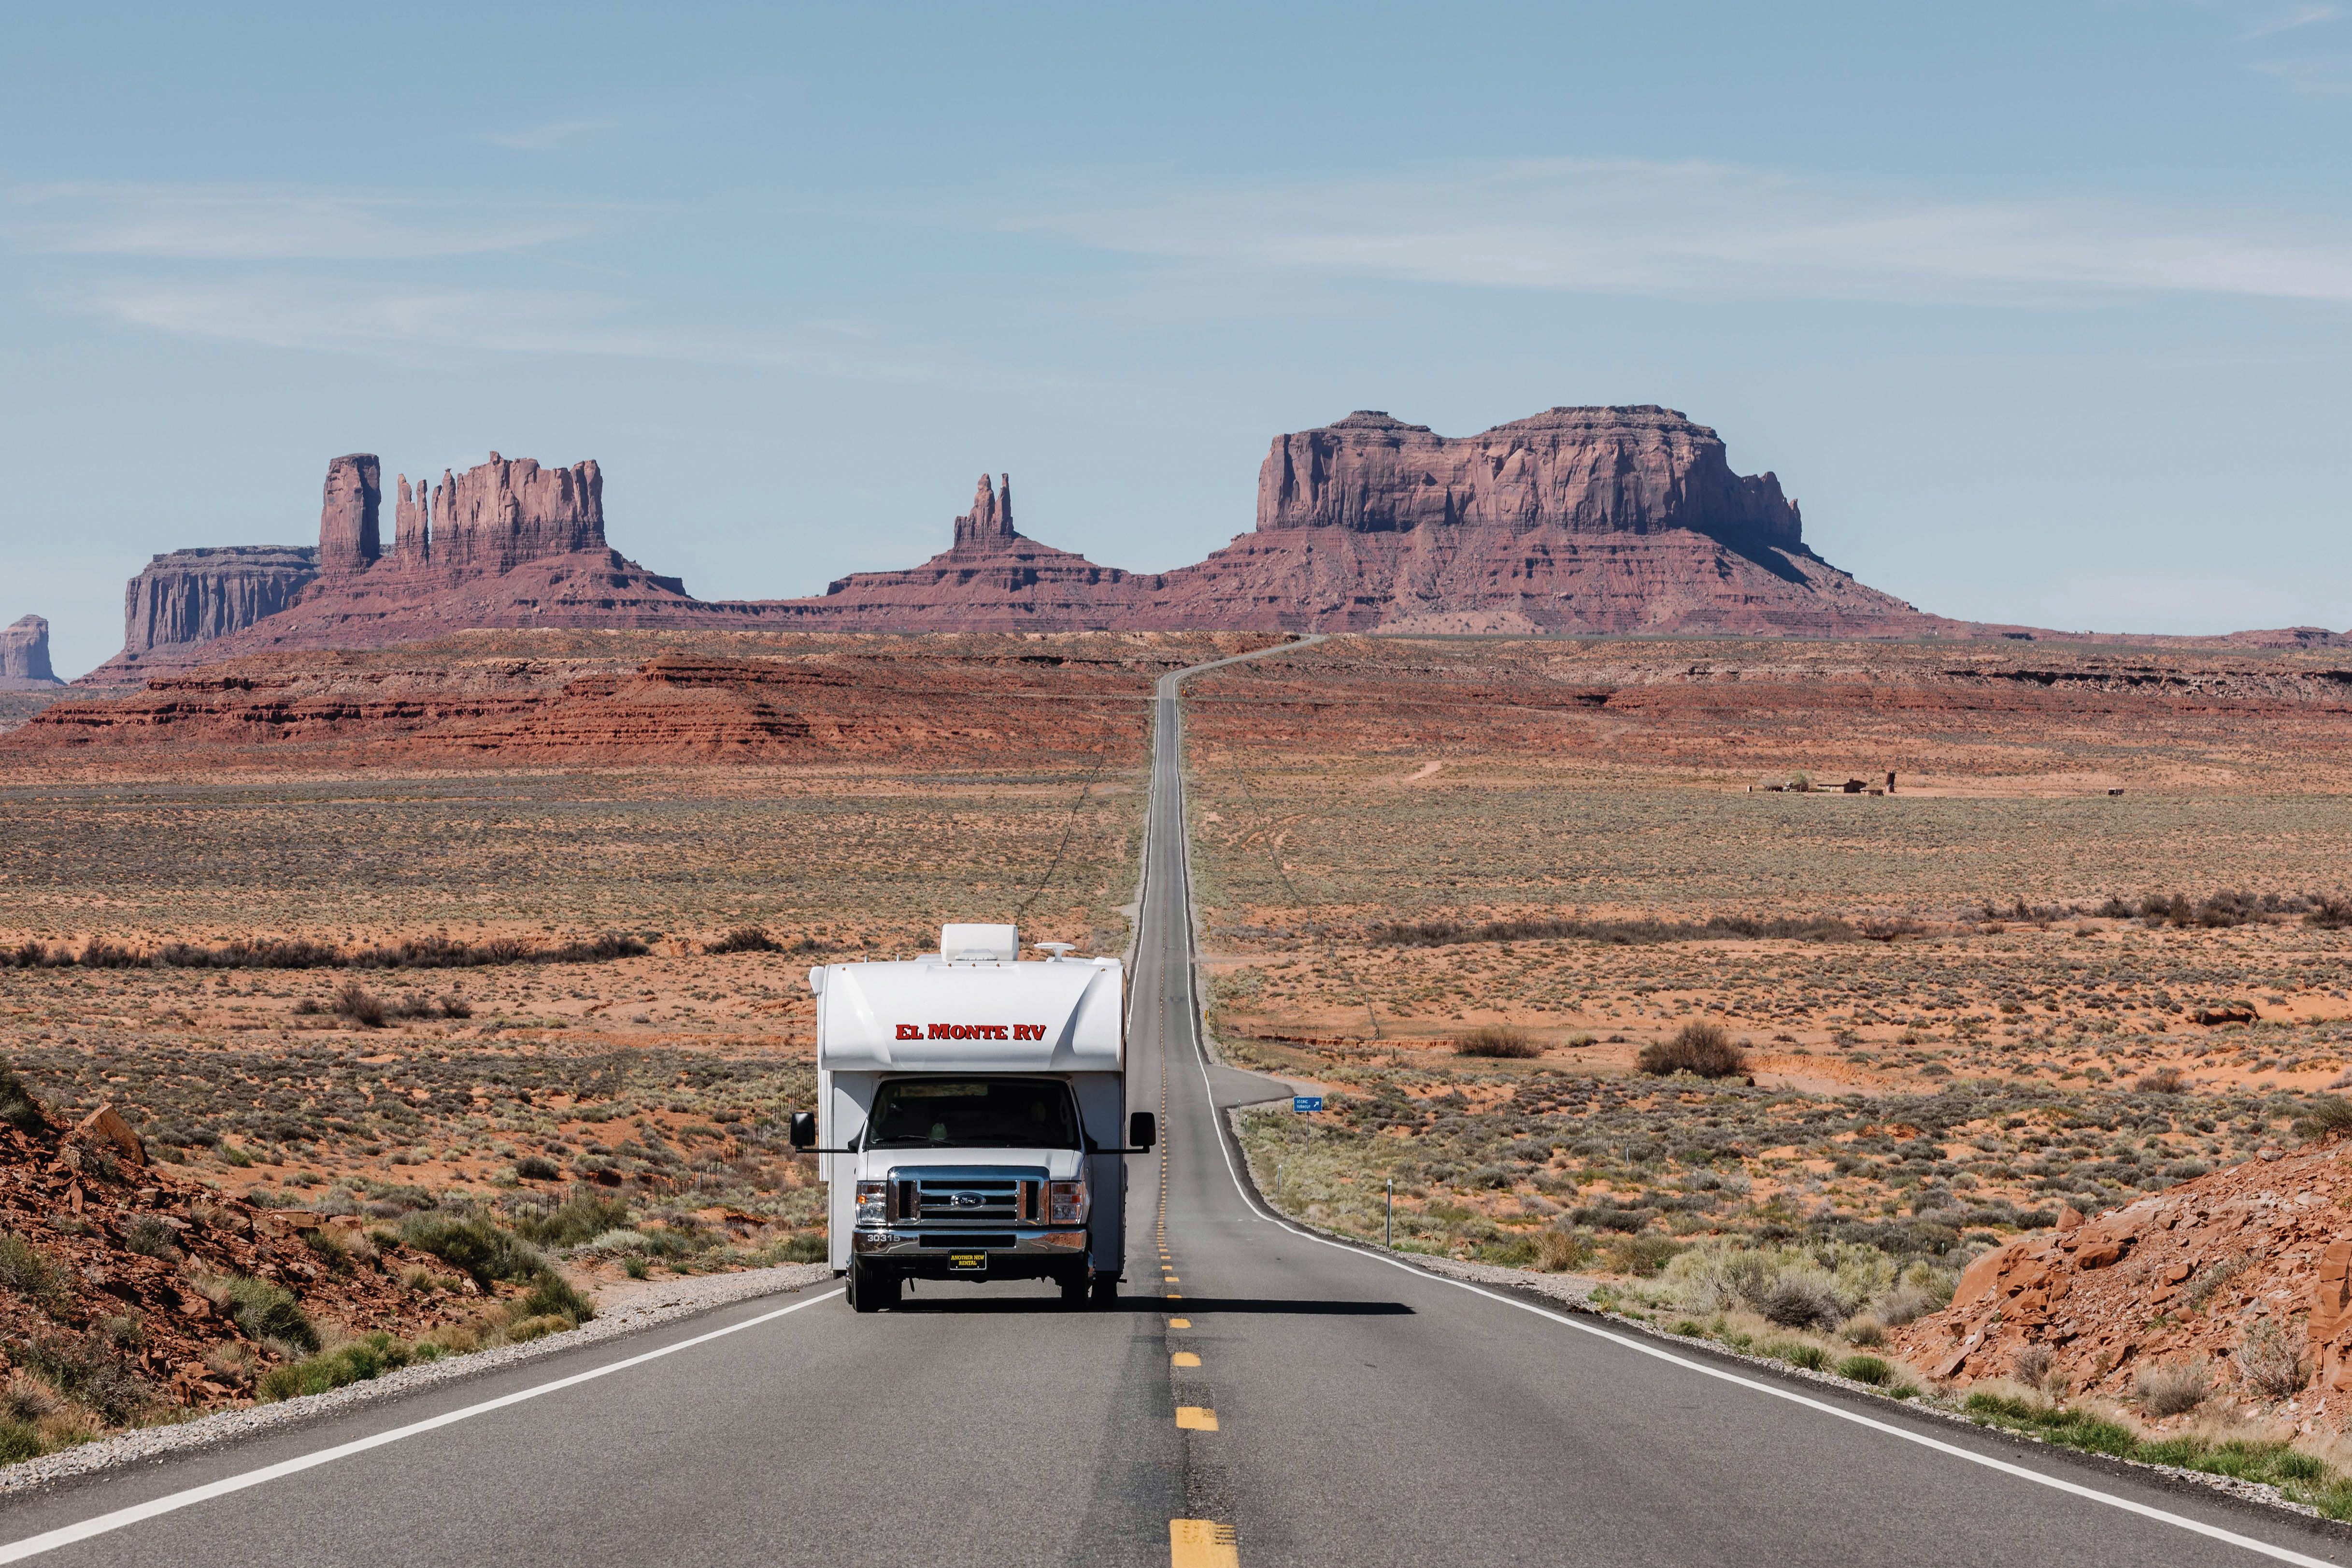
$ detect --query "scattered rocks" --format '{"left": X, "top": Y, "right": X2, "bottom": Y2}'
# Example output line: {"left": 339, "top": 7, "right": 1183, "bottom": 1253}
{"left": 1895, "top": 1134, "right": 2352, "bottom": 1419}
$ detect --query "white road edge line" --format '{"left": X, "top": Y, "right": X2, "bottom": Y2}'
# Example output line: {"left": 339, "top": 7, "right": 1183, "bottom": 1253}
{"left": 1184, "top": 1035, "right": 2345, "bottom": 1567}
{"left": 0, "top": 1288, "right": 846, "bottom": 1564}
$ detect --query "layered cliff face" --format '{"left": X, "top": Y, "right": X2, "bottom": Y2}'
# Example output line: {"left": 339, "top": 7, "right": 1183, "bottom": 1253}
{"left": 107, "top": 546, "right": 322, "bottom": 675}
{"left": 1257, "top": 407, "right": 1804, "bottom": 553}
{"left": 82, "top": 407, "right": 1977, "bottom": 678}
{"left": 0, "top": 616, "right": 60, "bottom": 689}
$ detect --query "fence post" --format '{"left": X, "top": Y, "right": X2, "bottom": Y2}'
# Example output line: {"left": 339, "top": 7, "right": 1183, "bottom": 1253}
{"left": 1385, "top": 1177, "right": 1393, "bottom": 1249}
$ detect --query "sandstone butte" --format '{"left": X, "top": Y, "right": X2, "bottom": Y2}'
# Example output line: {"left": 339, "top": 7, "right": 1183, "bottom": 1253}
{"left": 81, "top": 406, "right": 2102, "bottom": 684}
{"left": 1893, "top": 1134, "right": 2352, "bottom": 1423}
{"left": 0, "top": 615, "right": 61, "bottom": 690}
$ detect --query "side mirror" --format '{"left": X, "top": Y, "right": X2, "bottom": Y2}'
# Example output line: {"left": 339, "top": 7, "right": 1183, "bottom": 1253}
{"left": 1127, "top": 1111, "right": 1156, "bottom": 1151}
{"left": 789, "top": 1112, "right": 817, "bottom": 1151}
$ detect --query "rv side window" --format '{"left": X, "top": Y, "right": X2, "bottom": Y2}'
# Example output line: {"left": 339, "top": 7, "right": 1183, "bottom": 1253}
{"left": 866, "top": 1078, "right": 1080, "bottom": 1150}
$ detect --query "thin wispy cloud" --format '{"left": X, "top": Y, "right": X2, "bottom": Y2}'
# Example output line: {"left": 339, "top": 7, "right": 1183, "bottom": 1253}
{"left": 2239, "top": 2, "right": 2340, "bottom": 38}
{"left": 3, "top": 185, "right": 599, "bottom": 261}
{"left": 2248, "top": 51, "right": 2352, "bottom": 89}
{"left": 58, "top": 273, "right": 951, "bottom": 383}
{"left": 1025, "top": 158, "right": 2352, "bottom": 306}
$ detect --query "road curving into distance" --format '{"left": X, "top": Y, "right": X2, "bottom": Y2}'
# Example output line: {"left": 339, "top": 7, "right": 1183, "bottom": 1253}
{"left": 1, "top": 636, "right": 2347, "bottom": 1567}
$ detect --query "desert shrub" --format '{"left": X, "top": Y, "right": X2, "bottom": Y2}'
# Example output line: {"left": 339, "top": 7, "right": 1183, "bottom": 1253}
{"left": 509, "top": 1190, "right": 631, "bottom": 1250}
{"left": 1533, "top": 1228, "right": 1593, "bottom": 1272}
{"left": 777, "top": 1234, "right": 827, "bottom": 1264}
{"left": 2296, "top": 1097, "right": 2352, "bottom": 1143}
{"left": 519, "top": 1272, "right": 593, "bottom": 1326}
{"left": 1843, "top": 1316, "right": 1886, "bottom": 1347}
{"left": 0, "top": 1234, "right": 72, "bottom": 1314}
{"left": 0, "top": 1065, "right": 44, "bottom": 1133}
{"left": 504, "top": 1313, "right": 574, "bottom": 1343}
{"left": 2135, "top": 1358, "right": 2212, "bottom": 1416}
{"left": 1454, "top": 1025, "right": 1539, "bottom": 1059}
{"left": 14, "top": 1333, "right": 151, "bottom": 1425}
{"left": 707, "top": 926, "right": 781, "bottom": 954}
{"left": 1760, "top": 1274, "right": 1845, "bottom": 1330}
{"left": 1838, "top": 1354, "right": 1895, "bottom": 1386}
{"left": 2135, "top": 1068, "right": 2187, "bottom": 1095}
{"left": 587, "top": 1228, "right": 652, "bottom": 1254}
{"left": 2239, "top": 1319, "right": 2308, "bottom": 1399}
{"left": 1875, "top": 1282, "right": 1939, "bottom": 1326}
{"left": 331, "top": 981, "right": 386, "bottom": 1028}
{"left": 438, "top": 994, "right": 474, "bottom": 1019}
{"left": 2309, "top": 897, "right": 2352, "bottom": 930}
{"left": 1768, "top": 1341, "right": 1828, "bottom": 1370}
{"left": 0, "top": 1419, "right": 43, "bottom": 1463}
{"left": 513, "top": 1155, "right": 560, "bottom": 1182}
{"left": 1604, "top": 1236, "right": 1686, "bottom": 1277}
{"left": 1637, "top": 1022, "right": 1747, "bottom": 1080}
{"left": 2012, "top": 1344, "right": 2062, "bottom": 1396}
{"left": 214, "top": 1276, "right": 318, "bottom": 1354}
{"left": 259, "top": 1331, "right": 413, "bottom": 1401}
{"left": 400, "top": 1212, "right": 541, "bottom": 1287}
{"left": 120, "top": 1215, "right": 179, "bottom": 1259}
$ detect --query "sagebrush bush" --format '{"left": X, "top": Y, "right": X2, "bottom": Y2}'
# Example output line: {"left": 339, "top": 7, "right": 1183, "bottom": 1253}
{"left": 0, "top": 1065, "right": 44, "bottom": 1133}
{"left": 1636, "top": 1022, "right": 1747, "bottom": 1080}
{"left": 0, "top": 1233, "right": 73, "bottom": 1313}
{"left": 509, "top": 1190, "right": 631, "bottom": 1250}
{"left": 1454, "top": 1025, "right": 1540, "bottom": 1059}
{"left": 1760, "top": 1274, "right": 1845, "bottom": 1330}
{"left": 214, "top": 1276, "right": 318, "bottom": 1354}
{"left": 2239, "top": 1319, "right": 2308, "bottom": 1399}
{"left": 706, "top": 926, "right": 781, "bottom": 954}
{"left": 2134, "top": 1358, "right": 2213, "bottom": 1417}
{"left": 331, "top": 981, "right": 386, "bottom": 1028}
{"left": 1533, "top": 1228, "right": 1592, "bottom": 1272}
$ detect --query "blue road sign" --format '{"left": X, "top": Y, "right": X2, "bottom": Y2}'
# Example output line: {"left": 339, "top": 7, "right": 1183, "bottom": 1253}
{"left": 1293, "top": 1095, "right": 1324, "bottom": 1113}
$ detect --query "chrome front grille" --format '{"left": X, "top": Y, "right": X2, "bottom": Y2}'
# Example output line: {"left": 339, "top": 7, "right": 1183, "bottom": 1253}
{"left": 888, "top": 1171, "right": 1045, "bottom": 1224}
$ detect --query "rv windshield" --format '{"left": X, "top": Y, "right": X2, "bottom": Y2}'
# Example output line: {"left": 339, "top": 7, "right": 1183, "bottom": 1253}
{"left": 865, "top": 1077, "right": 1081, "bottom": 1150}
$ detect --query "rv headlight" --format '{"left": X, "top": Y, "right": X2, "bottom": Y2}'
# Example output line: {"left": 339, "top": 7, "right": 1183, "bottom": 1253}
{"left": 855, "top": 1181, "right": 890, "bottom": 1227}
{"left": 1047, "top": 1179, "right": 1089, "bottom": 1226}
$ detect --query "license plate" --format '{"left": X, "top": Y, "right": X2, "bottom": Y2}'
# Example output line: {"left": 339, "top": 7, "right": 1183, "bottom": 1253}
{"left": 948, "top": 1253, "right": 986, "bottom": 1271}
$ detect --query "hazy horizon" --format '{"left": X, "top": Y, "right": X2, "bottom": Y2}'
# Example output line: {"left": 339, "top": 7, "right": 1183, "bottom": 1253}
{"left": 5, "top": 1, "right": 2350, "bottom": 678}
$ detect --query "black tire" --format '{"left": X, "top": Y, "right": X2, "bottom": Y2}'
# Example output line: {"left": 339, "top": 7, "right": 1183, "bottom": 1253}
{"left": 1089, "top": 1275, "right": 1118, "bottom": 1307}
{"left": 850, "top": 1259, "right": 897, "bottom": 1312}
{"left": 1059, "top": 1269, "right": 1089, "bottom": 1304}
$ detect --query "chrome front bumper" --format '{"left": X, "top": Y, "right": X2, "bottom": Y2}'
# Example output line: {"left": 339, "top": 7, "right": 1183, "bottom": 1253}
{"left": 851, "top": 1226, "right": 1090, "bottom": 1257}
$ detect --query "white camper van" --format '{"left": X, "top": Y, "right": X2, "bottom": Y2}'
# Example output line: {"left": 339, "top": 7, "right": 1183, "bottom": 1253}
{"left": 790, "top": 923, "right": 1155, "bottom": 1311}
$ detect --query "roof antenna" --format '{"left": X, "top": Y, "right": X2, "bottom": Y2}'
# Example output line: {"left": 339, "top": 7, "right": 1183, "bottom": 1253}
{"left": 1035, "top": 942, "right": 1076, "bottom": 961}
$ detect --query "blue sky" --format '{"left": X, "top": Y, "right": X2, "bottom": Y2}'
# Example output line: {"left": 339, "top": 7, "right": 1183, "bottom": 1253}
{"left": 4, "top": 1, "right": 2349, "bottom": 676}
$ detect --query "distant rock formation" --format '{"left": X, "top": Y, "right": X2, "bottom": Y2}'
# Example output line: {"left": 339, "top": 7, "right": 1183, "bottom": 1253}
{"left": 953, "top": 473, "right": 1016, "bottom": 550}
{"left": 0, "top": 615, "right": 61, "bottom": 689}
{"left": 1257, "top": 407, "right": 1802, "bottom": 550}
{"left": 317, "top": 454, "right": 381, "bottom": 576}
{"left": 81, "top": 407, "right": 2049, "bottom": 679}
{"left": 104, "top": 546, "right": 322, "bottom": 678}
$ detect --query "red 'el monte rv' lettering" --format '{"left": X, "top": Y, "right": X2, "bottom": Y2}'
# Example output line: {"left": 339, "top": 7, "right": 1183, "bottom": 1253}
{"left": 913, "top": 1024, "right": 1048, "bottom": 1041}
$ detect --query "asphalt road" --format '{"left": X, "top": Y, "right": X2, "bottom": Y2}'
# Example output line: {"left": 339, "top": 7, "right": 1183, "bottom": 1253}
{"left": 3, "top": 641, "right": 2349, "bottom": 1567}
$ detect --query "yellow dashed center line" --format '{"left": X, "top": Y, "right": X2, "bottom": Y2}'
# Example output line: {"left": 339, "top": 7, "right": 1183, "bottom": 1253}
{"left": 1168, "top": 1317, "right": 1191, "bottom": 1328}
{"left": 1174, "top": 1406, "right": 1220, "bottom": 1431}
{"left": 1170, "top": 1518, "right": 1238, "bottom": 1566}
{"left": 1170, "top": 1351, "right": 1200, "bottom": 1368}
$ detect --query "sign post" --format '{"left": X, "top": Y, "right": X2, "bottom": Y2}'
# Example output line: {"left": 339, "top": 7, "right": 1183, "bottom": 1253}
{"left": 1292, "top": 1095, "right": 1323, "bottom": 1113}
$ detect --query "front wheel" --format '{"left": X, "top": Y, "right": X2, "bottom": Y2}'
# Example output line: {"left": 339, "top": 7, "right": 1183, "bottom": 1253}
{"left": 849, "top": 1260, "right": 898, "bottom": 1312}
